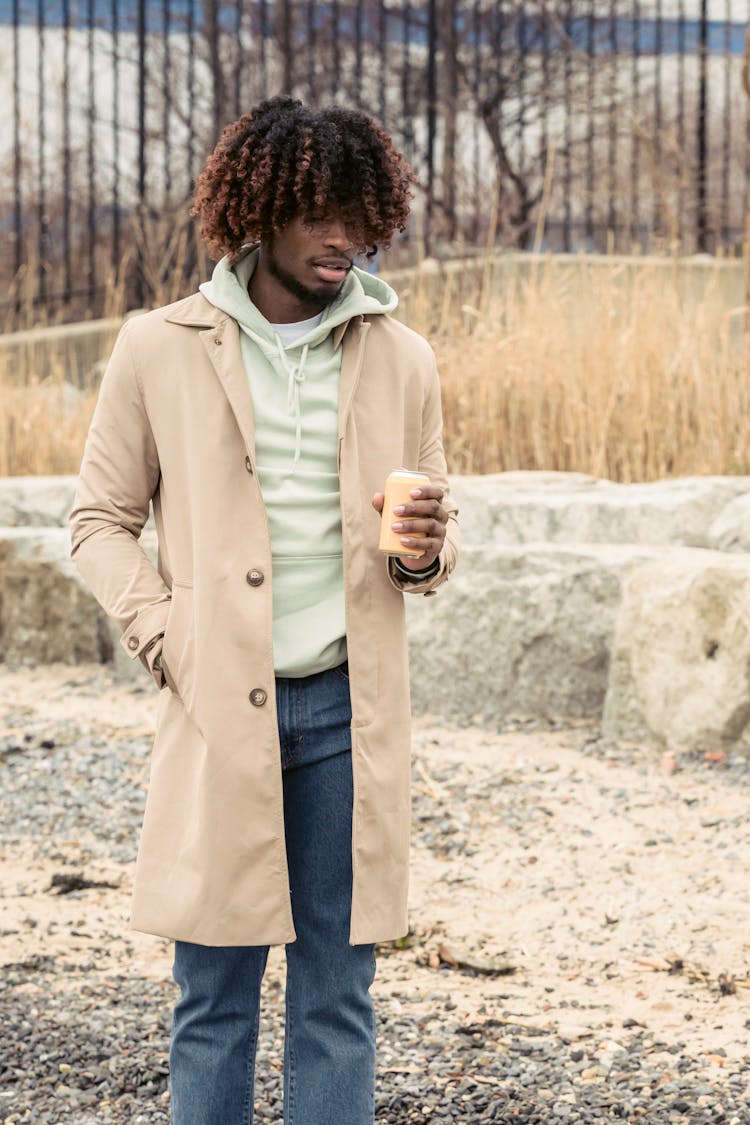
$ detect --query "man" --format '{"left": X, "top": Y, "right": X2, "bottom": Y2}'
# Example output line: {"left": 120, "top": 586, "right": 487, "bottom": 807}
{"left": 70, "top": 96, "right": 459, "bottom": 1125}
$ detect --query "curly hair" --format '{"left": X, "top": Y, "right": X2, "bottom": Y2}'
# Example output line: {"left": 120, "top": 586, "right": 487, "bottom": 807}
{"left": 192, "top": 97, "right": 416, "bottom": 261}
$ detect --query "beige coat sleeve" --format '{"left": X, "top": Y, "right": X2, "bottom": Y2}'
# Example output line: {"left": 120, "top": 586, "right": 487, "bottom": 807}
{"left": 69, "top": 318, "right": 170, "bottom": 684}
{"left": 387, "top": 350, "right": 460, "bottom": 597}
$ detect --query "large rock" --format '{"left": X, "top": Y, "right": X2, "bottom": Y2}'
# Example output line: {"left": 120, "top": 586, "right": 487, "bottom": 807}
{"left": 0, "top": 475, "right": 156, "bottom": 533}
{"left": 0, "top": 476, "right": 78, "bottom": 527}
{"left": 5, "top": 474, "right": 750, "bottom": 755}
{"left": 0, "top": 527, "right": 157, "bottom": 681}
{"left": 603, "top": 551, "right": 750, "bottom": 753}
{"left": 407, "top": 543, "right": 664, "bottom": 726}
{"left": 0, "top": 529, "right": 108, "bottom": 665}
{"left": 450, "top": 473, "right": 750, "bottom": 549}
{"left": 3, "top": 471, "right": 749, "bottom": 552}
{"left": 707, "top": 493, "right": 750, "bottom": 553}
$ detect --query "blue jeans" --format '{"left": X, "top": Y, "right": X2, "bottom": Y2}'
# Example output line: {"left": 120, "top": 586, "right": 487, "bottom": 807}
{"left": 169, "top": 664, "right": 376, "bottom": 1125}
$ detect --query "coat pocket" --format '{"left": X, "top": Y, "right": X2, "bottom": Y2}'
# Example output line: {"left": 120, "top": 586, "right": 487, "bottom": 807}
{"left": 162, "top": 585, "right": 196, "bottom": 711}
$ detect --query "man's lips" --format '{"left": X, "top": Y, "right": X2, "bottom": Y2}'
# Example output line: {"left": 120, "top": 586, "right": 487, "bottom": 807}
{"left": 312, "top": 259, "right": 352, "bottom": 284}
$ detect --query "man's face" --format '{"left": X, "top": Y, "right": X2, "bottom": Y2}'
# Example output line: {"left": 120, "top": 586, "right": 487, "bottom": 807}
{"left": 262, "top": 214, "right": 358, "bottom": 313}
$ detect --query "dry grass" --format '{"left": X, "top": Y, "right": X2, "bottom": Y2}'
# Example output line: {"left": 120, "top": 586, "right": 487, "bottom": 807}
{"left": 402, "top": 254, "right": 749, "bottom": 481}
{"left": 1, "top": 253, "right": 748, "bottom": 480}
{"left": 0, "top": 324, "right": 119, "bottom": 478}
{"left": 0, "top": 378, "right": 96, "bottom": 477}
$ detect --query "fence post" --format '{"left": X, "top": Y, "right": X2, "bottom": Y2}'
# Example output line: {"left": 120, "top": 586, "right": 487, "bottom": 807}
{"left": 205, "top": 0, "right": 229, "bottom": 140}
{"left": 441, "top": 0, "right": 458, "bottom": 244}
{"left": 696, "top": 0, "right": 709, "bottom": 252}
{"left": 743, "top": 25, "right": 750, "bottom": 314}
{"left": 280, "top": 0, "right": 294, "bottom": 94}
{"left": 12, "top": 0, "right": 21, "bottom": 288}
{"left": 136, "top": 0, "right": 147, "bottom": 307}
{"left": 424, "top": 0, "right": 438, "bottom": 254}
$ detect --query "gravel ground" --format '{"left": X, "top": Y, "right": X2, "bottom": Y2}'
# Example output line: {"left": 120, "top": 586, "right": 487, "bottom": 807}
{"left": 1, "top": 664, "right": 750, "bottom": 1124}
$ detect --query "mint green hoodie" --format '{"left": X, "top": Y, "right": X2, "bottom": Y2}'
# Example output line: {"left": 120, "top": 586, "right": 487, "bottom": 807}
{"left": 200, "top": 247, "right": 398, "bottom": 677}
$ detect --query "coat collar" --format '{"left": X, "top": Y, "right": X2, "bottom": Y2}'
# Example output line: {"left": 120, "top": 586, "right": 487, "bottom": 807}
{"left": 163, "top": 292, "right": 226, "bottom": 328}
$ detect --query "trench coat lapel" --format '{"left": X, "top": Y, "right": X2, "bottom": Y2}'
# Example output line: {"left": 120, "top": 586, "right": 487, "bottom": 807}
{"left": 200, "top": 319, "right": 257, "bottom": 459}
{"left": 337, "top": 316, "right": 370, "bottom": 441}
{"left": 164, "top": 295, "right": 257, "bottom": 460}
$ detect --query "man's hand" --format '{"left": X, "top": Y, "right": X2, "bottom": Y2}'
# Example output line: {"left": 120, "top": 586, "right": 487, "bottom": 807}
{"left": 372, "top": 484, "right": 449, "bottom": 571}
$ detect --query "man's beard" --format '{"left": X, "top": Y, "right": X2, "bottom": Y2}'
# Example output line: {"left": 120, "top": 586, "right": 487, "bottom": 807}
{"left": 265, "top": 244, "right": 343, "bottom": 311}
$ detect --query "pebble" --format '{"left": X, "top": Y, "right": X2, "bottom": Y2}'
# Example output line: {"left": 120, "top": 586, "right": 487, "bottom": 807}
{"left": 6, "top": 971, "right": 746, "bottom": 1125}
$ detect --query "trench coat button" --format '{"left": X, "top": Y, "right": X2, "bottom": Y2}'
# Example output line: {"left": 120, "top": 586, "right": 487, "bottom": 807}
{"left": 244, "top": 455, "right": 253, "bottom": 474}
{"left": 246, "top": 568, "right": 264, "bottom": 587}
{"left": 249, "top": 688, "right": 267, "bottom": 707}
{"left": 214, "top": 337, "right": 222, "bottom": 345}
{"left": 127, "top": 636, "right": 139, "bottom": 651}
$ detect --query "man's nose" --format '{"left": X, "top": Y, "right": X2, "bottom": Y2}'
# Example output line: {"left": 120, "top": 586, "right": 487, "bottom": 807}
{"left": 323, "top": 220, "right": 353, "bottom": 252}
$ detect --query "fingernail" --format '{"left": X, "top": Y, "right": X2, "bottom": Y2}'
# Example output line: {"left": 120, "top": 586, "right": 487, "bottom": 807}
{"left": 391, "top": 522, "right": 403, "bottom": 530}
{"left": 410, "top": 489, "right": 423, "bottom": 498}
{"left": 393, "top": 505, "right": 406, "bottom": 515}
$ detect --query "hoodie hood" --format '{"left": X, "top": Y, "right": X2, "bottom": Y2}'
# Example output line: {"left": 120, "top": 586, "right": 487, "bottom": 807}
{"left": 200, "top": 245, "right": 398, "bottom": 347}
{"left": 200, "top": 247, "right": 398, "bottom": 469}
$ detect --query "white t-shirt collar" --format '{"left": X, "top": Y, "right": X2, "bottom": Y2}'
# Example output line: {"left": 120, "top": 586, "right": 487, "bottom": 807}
{"left": 270, "top": 311, "right": 325, "bottom": 347}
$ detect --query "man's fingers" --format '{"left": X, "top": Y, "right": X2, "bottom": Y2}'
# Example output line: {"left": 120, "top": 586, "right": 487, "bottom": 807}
{"left": 409, "top": 485, "right": 444, "bottom": 502}
{"left": 395, "top": 534, "right": 443, "bottom": 567}
{"left": 391, "top": 501, "right": 449, "bottom": 525}
{"left": 390, "top": 517, "right": 446, "bottom": 536}
{"left": 398, "top": 539, "right": 442, "bottom": 555}
{"left": 372, "top": 492, "right": 385, "bottom": 513}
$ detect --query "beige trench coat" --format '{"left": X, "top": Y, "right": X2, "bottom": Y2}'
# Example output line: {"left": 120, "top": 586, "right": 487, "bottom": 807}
{"left": 69, "top": 292, "right": 459, "bottom": 946}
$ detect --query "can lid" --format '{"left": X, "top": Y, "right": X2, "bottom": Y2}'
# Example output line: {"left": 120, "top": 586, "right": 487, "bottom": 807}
{"left": 390, "top": 469, "right": 430, "bottom": 480}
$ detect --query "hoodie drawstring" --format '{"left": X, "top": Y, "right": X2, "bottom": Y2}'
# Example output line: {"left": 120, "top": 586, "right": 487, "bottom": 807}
{"left": 274, "top": 337, "right": 310, "bottom": 471}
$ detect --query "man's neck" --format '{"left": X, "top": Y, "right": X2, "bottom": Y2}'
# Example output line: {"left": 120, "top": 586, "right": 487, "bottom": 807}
{"left": 248, "top": 256, "right": 326, "bottom": 324}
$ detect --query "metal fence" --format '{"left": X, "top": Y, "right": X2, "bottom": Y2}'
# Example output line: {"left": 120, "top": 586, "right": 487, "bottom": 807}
{"left": 2, "top": 1, "right": 749, "bottom": 325}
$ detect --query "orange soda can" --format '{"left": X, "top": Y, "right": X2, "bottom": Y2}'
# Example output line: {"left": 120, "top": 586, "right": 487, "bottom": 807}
{"left": 378, "top": 469, "right": 431, "bottom": 558}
